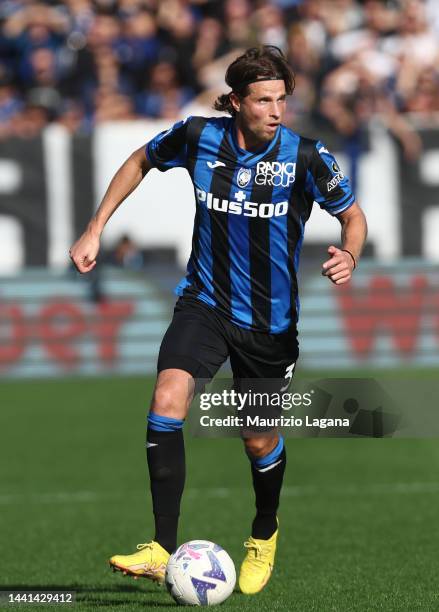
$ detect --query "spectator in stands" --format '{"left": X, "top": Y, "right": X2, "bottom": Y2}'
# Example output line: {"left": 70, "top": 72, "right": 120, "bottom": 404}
{"left": 22, "top": 47, "right": 66, "bottom": 115}
{"left": 136, "top": 60, "right": 194, "bottom": 119}
{"left": 111, "top": 234, "right": 144, "bottom": 271}
{"left": 75, "top": 17, "right": 134, "bottom": 118}
{"left": 0, "top": 0, "right": 437, "bottom": 147}
{"left": 403, "top": 67, "right": 439, "bottom": 115}
{"left": 191, "top": 17, "right": 230, "bottom": 73}
{"left": 117, "top": 8, "right": 161, "bottom": 90}
{"left": 56, "top": 99, "right": 89, "bottom": 133}
{"left": 223, "top": 0, "right": 255, "bottom": 48}
{"left": 253, "top": 3, "right": 287, "bottom": 49}
{"left": 0, "top": 70, "right": 23, "bottom": 138}
{"left": 156, "top": 0, "right": 199, "bottom": 92}
{"left": 94, "top": 87, "right": 136, "bottom": 122}
{"left": 9, "top": 100, "right": 52, "bottom": 138}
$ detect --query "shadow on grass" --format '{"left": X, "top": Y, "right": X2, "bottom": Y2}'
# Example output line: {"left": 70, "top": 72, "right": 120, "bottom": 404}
{"left": 2, "top": 584, "right": 154, "bottom": 593}
{"left": 77, "top": 598, "right": 175, "bottom": 608}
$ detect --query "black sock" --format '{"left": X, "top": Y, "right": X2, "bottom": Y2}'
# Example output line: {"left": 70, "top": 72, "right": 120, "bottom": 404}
{"left": 250, "top": 446, "right": 286, "bottom": 540}
{"left": 146, "top": 426, "right": 185, "bottom": 554}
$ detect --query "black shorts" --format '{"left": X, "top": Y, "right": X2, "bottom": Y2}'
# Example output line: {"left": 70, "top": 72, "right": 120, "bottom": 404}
{"left": 157, "top": 295, "right": 299, "bottom": 383}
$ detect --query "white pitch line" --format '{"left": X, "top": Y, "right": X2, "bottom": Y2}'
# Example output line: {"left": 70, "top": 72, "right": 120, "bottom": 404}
{"left": 0, "top": 491, "right": 101, "bottom": 505}
{"left": 1, "top": 482, "right": 439, "bottom": 506}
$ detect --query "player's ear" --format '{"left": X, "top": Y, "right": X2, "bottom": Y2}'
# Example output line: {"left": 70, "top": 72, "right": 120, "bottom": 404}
{"left": 229, "top": 92, "right": 240, "bottom": 113}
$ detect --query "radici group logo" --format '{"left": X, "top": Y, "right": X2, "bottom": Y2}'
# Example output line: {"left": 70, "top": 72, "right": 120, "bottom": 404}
{"left": 255, "top": 161, "right": 296, "bottom": 187}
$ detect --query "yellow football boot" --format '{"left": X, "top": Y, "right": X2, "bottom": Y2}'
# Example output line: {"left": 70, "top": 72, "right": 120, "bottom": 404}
{"left": 239, "top": 524, "right": 278, "bottom": 595}
{"left": 109, "top": 540, "right": 170, "bottom": 584}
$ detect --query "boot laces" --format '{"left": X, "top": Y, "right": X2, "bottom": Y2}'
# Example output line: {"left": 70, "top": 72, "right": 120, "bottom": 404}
{"left": 243, "top": 539, "right": 270, "bottom": 569}
{"left": 136, "top": 541, "right": 155, "bottom": 551}
{"left": 135, "top": 542, "right": 163, "bottom": 573}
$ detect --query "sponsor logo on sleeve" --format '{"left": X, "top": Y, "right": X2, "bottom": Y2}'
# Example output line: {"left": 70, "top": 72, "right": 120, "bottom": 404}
{"left": 327, "top": 169, "right": 344, "bottom": 192}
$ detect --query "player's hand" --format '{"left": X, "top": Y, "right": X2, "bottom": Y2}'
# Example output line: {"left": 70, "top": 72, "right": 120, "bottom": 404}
{"left": 69, "top": 231, "right": 100, "bottom": 274}
{"left": 321, "top": 245, "right": 355, "bottom": 285}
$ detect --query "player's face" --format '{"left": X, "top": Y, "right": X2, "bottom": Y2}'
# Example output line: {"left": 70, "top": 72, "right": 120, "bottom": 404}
{"left": 232, "top": 80, "right": 286, "bottom": 146}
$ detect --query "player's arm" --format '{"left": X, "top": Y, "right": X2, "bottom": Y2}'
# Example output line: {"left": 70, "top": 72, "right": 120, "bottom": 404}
{"left": 322, "top": 202, "right": 368, "bottom": 285}
{"left": 69, "top": 146, "right": 152, "bottom": 274}
{"left": 306, "top": 141, "right": 367, "bottom": 285}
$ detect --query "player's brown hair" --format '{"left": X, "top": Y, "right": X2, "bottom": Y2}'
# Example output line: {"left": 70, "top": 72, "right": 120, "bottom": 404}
{"left": 214, "top": 46, "right": 295, "bottom": 116}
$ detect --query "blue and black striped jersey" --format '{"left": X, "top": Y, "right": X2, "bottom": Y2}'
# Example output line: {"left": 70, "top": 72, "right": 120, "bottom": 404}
{"left": 146, "top": 116, "right": 355, "bottom": 334}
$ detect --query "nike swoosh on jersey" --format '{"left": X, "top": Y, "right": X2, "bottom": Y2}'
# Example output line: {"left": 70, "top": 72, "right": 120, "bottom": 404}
{"left": 146, "top": 442, "right": 158, "bottom": 448}
{"left": 318, "top": 146, "right": 330, "bottom": 154}
{"left": 207, "top": 160, "right": 226, "bottom": 168}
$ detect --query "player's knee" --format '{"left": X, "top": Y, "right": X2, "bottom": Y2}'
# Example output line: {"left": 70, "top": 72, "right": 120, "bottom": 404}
{"left": 243, "top": 435, "right": 278, "bottom": 459}
{"left": 151, "top": 385, "right": 182, "bottom": 418}
{"left": 151, "top": 377, "right": 194, "bottom": 419}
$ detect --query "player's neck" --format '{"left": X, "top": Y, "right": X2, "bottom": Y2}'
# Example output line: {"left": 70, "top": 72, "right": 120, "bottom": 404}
{"left": 234, "top": 120, "right": 272, "bottom": 153}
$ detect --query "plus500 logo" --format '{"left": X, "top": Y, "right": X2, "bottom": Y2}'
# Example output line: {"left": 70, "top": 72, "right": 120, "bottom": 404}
{"left": 196, "top": 189, "right": 288, "bottom": 218}
{"left": 255, "top": 161, "right": 296, "bottom": 186}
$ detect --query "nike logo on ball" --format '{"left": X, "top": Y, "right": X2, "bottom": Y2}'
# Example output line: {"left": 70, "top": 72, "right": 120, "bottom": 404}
{"left": 207, "top": 161, "right": 226, "bottom": 168}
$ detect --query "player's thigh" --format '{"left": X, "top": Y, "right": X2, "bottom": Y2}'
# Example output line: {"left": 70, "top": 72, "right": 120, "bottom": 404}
{"left": 157, "top": 296, "right": 229, "bottom": 394}
{"left": 229, "top": 326, "right": 299, "bottom": 440}
{"left": 229, "top": 325, "right": 299, "bottom": 384}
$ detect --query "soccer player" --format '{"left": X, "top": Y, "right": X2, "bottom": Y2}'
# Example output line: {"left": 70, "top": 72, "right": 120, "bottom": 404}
{"left": 69, "top": 46, "right": 367, "bottom": 595}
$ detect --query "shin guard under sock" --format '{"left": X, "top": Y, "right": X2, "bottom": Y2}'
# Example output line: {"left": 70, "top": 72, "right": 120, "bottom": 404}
{"left": 248, "top": 436, "right": 286, "bottom": 540}
{"left": 147, "top": 412, "right": 185, "bottom": 554}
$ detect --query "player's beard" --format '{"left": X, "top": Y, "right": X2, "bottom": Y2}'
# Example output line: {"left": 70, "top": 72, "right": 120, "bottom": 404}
{"left": 246, "top": 122, "right": 277, "bottom": 146}
{"left": 257, "top": 124, "right": 278, "bottom": 143}
{"left": 236, "top": 113, "right": 280, "bottom": 149}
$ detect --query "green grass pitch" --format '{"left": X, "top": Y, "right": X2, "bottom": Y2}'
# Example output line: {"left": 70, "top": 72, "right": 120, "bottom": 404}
{"left": 1, "top": 374, "right": 439, "bottom": 611}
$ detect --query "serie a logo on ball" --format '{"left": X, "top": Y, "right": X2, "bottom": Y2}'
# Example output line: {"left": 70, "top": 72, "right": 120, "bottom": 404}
{"left": 237, "top": 167, "right": 252, "bottom": 188}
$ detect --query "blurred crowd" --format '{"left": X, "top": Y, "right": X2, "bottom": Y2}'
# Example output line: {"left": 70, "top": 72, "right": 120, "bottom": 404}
{"left": 1, "top": 0, "right": 439, "bottom": 154}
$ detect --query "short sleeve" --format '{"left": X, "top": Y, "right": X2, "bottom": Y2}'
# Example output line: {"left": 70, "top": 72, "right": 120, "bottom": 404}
{"left": 305, "top": 141, "right": 355, "bottom": 215}
{"left": 145, "top": 117, "right": 191, "bottom": 172}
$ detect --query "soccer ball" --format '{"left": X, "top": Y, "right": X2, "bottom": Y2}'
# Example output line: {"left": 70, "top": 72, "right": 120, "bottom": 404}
{"left": 165, "top": 540, "right": 236, "bottom": 606}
